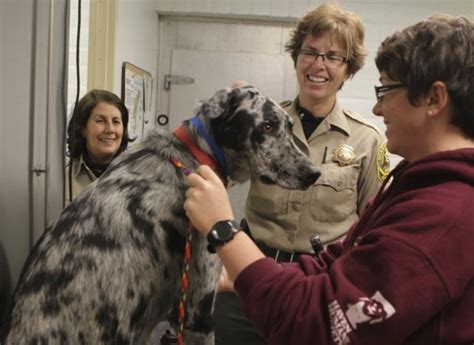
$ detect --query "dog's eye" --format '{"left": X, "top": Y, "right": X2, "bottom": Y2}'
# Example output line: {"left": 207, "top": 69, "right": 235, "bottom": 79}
{"left": 262, "top": 122, "right": 274, "bottom": 133}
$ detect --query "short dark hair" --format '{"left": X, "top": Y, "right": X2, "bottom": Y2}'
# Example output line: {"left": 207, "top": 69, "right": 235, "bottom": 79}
{"left": 285, "top": 3, "right": 367, "bottom": 78}
{"left": 375, "top": 15, "right": 474, "bottom": 139}
{"left": 66, "top": 89, "right": 132, "bottom": 159}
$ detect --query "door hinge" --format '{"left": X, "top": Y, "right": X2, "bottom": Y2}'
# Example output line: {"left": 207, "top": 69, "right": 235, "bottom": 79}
{"left": 164, "top": 74, "right": 194, "bottom": 90}
{"left": 32, "top": 166, "right": 47, "bottom": 177}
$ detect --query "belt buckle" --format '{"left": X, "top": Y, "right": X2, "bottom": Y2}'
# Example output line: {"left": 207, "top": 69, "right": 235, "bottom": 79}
{"left": 274, "top": 249, "right": 295, "bottom": 263}
{"left": 274, "top": 249, "right": 280, "bottom": 262}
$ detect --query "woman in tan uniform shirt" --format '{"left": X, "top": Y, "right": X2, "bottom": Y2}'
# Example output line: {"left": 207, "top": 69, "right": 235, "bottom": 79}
{"left": 65, "top": 89, "right": 132, "bottom": 203}
{"left": 214, "top": 3, "right": 390, "bottom": 345}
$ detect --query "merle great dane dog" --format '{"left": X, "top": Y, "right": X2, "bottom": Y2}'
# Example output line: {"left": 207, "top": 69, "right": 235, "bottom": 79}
{"left": 3, "top": 86, "right": 320, "bottom": 344}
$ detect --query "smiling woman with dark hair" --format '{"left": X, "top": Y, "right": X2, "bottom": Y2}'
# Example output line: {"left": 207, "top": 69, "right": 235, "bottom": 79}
{"left": 65, "top": 89, "right": 133, "bottom": 203}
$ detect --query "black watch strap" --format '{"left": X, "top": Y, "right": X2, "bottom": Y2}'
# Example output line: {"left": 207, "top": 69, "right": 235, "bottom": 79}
{"left": 206, "top": 220, "right": 240, "bottom": 253}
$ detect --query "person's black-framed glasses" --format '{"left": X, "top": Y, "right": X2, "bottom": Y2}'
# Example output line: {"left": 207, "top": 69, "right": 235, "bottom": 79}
{"left": 298, "top": 48, "right": 347, "bottom": 68}
{"left": 374, "top": 83, "right": 405, "bottom": 101}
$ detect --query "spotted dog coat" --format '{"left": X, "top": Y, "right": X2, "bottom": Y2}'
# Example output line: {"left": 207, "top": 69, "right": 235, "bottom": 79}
{"left": 3, "top": 86, "right": 320, "bottom": 344}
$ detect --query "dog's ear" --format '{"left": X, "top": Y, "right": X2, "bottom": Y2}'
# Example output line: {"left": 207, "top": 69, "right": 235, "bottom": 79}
{"left": 200, "top": 87, "right": 232, "bottom": 119}
{"left": 208, "top": 88, "right": 253, "bottom": 151}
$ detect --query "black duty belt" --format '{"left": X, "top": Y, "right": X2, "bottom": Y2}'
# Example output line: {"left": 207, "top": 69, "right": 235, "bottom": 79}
{"left": 256, "top": 241, "right": 303, "bottom": 263}
{"left": 240, "top": 218, "right": 322, "bottom": 263}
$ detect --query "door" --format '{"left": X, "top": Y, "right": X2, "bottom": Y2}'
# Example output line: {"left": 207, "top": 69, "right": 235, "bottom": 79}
{"left": 168, "top": 49, "right": 287, "bottom": 129}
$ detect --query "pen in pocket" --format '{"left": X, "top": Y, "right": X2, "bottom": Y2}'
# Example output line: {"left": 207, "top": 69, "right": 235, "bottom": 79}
{"left": 322, "top": 146, "right": 328, "bottom": 164}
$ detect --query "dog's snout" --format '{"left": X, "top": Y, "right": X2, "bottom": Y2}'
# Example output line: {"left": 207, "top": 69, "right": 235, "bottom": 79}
{"left": 301, "top": 168, "right": 321, "bottom": 189}
{"left": 308, "top": 169, "right": 321, "bottom": 184}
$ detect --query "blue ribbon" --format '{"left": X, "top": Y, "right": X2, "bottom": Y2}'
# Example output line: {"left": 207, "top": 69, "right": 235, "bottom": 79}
{"left": 190, "top": 116, "right": 229, "bottom": 179}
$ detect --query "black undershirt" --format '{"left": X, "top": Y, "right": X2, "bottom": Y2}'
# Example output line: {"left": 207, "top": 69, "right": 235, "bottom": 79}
{"left": 298, "top": 106, "right": 323, "bottom": 139}
{"left": 83, "top": 151, "right": 109, "bottom": 178}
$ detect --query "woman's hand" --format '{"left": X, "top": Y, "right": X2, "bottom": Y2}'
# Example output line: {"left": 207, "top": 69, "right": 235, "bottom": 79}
{"left": 184, "top": 165, "right": 235, "bottom": 235}
{"left": 185, "top": 165, "right": 265, "bottom": 283}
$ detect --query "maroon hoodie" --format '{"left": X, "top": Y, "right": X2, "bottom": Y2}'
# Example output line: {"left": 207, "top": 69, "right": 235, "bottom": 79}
{"left": 235, "top": 148, "right": 474, "bottom": 345}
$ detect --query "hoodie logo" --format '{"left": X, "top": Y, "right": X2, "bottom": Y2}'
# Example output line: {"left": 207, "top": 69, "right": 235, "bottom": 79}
{"left": 328, "top": 300, "right": 352, "bottom": 345}
{"left": 345, "top": 291, "right": 396, "bottom": 330}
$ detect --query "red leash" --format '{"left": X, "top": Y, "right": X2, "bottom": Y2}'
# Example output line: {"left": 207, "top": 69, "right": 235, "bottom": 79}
{"left": 170, "top": 158, "right": 193, "bottom": 345}
{"left": 170, "top": 125, "right": 227, "bottom": 344}
{"left": 177, "top": 223, "right": 193, "bottom": 345}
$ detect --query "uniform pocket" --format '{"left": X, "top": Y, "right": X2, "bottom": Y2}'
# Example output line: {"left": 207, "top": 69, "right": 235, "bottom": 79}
{"left": 309, "top": 164, "right": 359, "bottom": 222}
{"left": 247, "top": 180, "right": 289, "bottom": 216}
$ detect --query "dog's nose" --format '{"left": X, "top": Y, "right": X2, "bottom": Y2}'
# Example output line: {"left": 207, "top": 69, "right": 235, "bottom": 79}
{"left": 302, "top": 169, "right": 321, "bottom": 188}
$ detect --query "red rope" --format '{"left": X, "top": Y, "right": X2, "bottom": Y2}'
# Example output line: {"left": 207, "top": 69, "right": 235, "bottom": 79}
{"left": 170, "top": 158, "right": 194, "bottom": 345}
{"left": 170, "top": 153, "right": 226, "bottom": 344}
{"left": 177, "top": 223, "right": 193, "bottom": 345}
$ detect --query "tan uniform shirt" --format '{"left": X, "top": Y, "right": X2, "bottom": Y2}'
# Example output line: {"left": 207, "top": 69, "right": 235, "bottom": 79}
{"left": 245, "top": 99, "right": 388, "bottom": 253}
{"left": 64, "top": 155, "right": 97, "bottom": 204}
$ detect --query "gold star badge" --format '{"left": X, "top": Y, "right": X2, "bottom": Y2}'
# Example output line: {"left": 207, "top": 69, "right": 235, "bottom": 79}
{"left": 332, "top": 145, "right": 356, "bottom": 166}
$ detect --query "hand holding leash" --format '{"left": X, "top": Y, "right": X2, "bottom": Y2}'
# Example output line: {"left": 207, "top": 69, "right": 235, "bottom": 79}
{"left": 184, "top": 165, "right": 234, "bottom": 235}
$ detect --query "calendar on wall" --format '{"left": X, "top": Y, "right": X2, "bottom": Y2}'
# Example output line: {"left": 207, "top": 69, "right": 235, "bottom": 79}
{"left": 121, "top": 62, "right": 153, "bottom": 142}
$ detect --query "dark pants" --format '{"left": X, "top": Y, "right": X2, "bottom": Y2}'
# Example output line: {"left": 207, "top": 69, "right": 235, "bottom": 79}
{"left": 214, "top": 291, "right": 266, "bottom": 345}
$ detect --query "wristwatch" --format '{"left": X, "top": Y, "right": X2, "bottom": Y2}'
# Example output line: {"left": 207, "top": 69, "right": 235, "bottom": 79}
{"left": 206, "top": 220, "right": 240, "bottom": 253}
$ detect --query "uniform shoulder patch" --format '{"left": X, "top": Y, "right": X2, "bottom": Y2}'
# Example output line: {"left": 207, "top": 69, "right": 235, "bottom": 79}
{"left": 376, "top": 141, "right": 390, "bottom": 183}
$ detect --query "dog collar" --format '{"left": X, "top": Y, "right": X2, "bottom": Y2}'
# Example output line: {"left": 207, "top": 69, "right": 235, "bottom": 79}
{"left": 190, "top": 116, "right": 229, "bottom": 180}
{"left": 173, "top": 124, "right": 228, "bottom": 185}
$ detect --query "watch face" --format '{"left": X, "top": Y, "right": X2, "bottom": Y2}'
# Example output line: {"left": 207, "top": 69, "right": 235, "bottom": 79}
{"left": 207, "top": 220, "right": 240, "bottom": 253}
{"left": 212, "top": 222, "right": 234, "bottom": 241}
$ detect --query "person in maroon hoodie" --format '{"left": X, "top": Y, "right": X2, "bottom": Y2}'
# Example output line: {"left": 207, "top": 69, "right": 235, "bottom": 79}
{"left": 184, "top": 14, "right": 474, "bottom": 345}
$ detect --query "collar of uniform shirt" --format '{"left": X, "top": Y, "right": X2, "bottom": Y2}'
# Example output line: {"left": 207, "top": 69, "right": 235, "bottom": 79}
{"left": 298, "top": 107, "right": 323, "bottom": 139}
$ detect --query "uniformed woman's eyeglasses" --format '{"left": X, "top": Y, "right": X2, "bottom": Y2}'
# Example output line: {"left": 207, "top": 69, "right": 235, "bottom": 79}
{"left": 374, "top": 83, "right": 405, "bottom": 101}
{"left": 298, "top": 49, "right": 347, "bottom": 68}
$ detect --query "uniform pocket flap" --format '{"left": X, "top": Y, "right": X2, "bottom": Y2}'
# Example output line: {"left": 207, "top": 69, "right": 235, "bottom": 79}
{"left": 314, "top": 164, "right": 358, "bottom": 191}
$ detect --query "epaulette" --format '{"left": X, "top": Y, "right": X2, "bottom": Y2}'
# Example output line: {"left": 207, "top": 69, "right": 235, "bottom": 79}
{"left": 343, "top": 109, "right": 382, "bottom": 134}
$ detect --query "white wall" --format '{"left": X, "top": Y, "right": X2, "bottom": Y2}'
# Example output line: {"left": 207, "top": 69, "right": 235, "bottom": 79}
{"left": 67, "top": 0, "right": 159, "bottom": 137}
{"left": 338, "top": 0, "right": 473, "bottom": 128}
{"left": 152, "top": 0, "right": 473, "bottom": 20}
{"left": 153, "top": 0, "right": 316, "bottom": 18}
{"left": 67, "top": 0, "right": 90, "bottom": 117}
{"left": 115, "top": 0, "right": 159, "bottom": 135}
